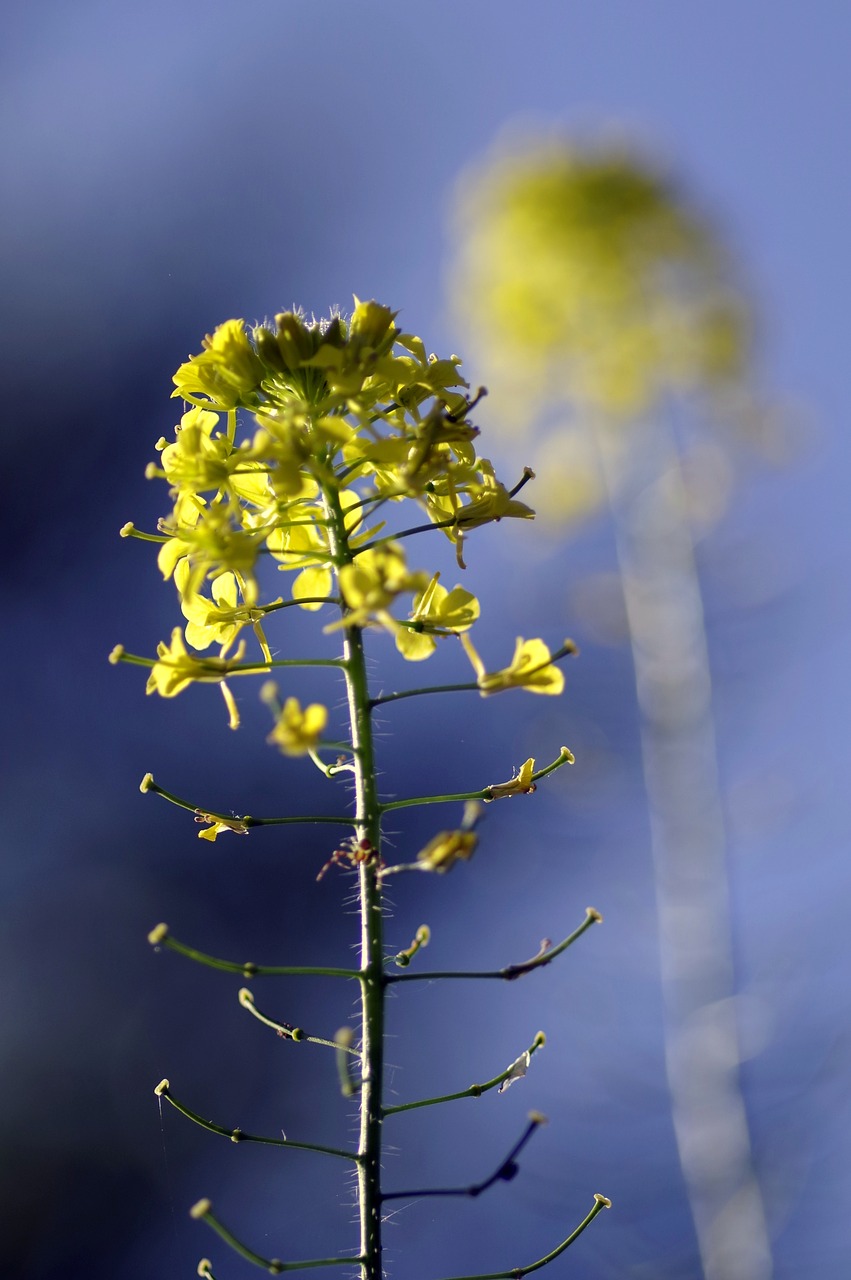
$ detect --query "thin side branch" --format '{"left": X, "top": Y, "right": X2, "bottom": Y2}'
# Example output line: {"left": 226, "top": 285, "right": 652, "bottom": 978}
{"left": 385, "top": 909, "right": 601, "bottom": 985}
{"left": 147, "top": 924, "right": 359, "bottom": 979}
{"left": 432, "top": 1194, "right": 612, "bottom": 1280}
{"left": 383, "top": 1032, "right": 545, "bottom": 1116}
{"left": 379, "top": 749, "right": 574, "bottom": 815}
{"left": 189, "top": 1198, "right": 361, "bottom": 1273}
{"left": 156, "top": 1082, "right": 356, "bottom": 1161}
{"left": 239, "top": 988, "right": 360, "bottom": 1054}
{"left": 383, "top": 1112, "right": 545, "bottom": 1200}
{"left": 140, "top": 773, "right": 356, "bottom": 828}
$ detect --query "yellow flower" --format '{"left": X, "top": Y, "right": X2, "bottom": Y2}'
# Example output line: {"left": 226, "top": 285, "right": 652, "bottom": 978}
{"left": 267, "top": 697, "right": 328, "bottom": 757}
{"left": 174, "top": 560, "right": 256, "bottom": 653}
{"left": 335, "top": 544, "right": 428, "bottom": 631}
{"left": 146, "top": 628, "right": 259, "bottom": 729}
{"left": 172, "top": 319, "right": 265, "bottom": 410}
{"left": 395, "top": 573, "right": 480, "bottom": 661}
{"left": 485, "top": 758, "right": 538, "bottom": 800}
{"left": 450, "top": 460, "right": 536, "bottom": 528}
{"left": 158, "top": 506, "right": 264, "bottom": 605}
{"left": 461, "top": 635, "right": 566, "bottom": 696}
{"left": 416, "top": 828, "right": 479, "bottom": 873}
{"left": 151, "top": 406, "right": 270, "bottom": 510}
{"left": 194, "top": 812, "right": 250, "bottom": 842}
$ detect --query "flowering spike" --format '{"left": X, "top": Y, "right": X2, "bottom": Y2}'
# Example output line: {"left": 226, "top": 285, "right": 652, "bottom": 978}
{"left": 116, "top": 301, "right": 606, "bottom": 1280}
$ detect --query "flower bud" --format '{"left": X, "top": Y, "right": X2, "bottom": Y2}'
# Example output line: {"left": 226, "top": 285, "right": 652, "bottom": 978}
{"left": 349, "top": 298, "right": 397, "bottom": 351}
{"left": 252, "top": 325, "right": 287, "bottom": 373}
{"left": 274, "top": 311, "right": 314, "bottom": 368}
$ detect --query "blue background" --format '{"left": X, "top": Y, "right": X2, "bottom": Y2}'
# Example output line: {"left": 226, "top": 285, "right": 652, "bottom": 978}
{"left": 3, "top": 3, "right": 849, "bottom": 1277}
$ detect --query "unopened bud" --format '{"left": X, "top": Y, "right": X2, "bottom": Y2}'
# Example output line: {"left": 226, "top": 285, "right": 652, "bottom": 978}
{"left": 252, "top": 325, "right": 287, "bottom": 373}
{"left": 349, "top": 298, "right": 397, "bottom": 349}
{"left": 275, "top": 312, "right": 313, "bottom": 367}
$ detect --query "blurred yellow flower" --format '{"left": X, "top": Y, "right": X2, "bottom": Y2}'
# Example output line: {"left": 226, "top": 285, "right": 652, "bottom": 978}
{"left": 268, "top": 697, "right": 328, "bottom": 757}
{"left": 416, "top": 828, "right": 479, "bottom": 873}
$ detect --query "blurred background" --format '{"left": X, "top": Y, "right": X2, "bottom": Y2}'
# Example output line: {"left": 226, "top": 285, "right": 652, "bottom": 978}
{"left": 3, "top": 3, "right": 849, "bottom": 1278}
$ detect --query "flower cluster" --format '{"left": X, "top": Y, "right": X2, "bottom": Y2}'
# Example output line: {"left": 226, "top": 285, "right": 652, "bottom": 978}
{"left": 116, "top": 300, "right": 570, "bottom": 745}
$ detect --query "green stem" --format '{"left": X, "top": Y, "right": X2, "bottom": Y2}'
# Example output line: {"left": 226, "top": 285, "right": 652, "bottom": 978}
{"left": 140, "top": 775, "right": 355, "bottom": 828}
{"left": 391, "top": 924, "right": 431, "bottom": 968}
{"left": 383, "top": 1031, "right": 545, "bottom": 1115}
{"left": 380, "top": 749, "right": 575, "bottom": 814}
{"left": 386, "top": 909, "right": 602, "bottom": 985}
{"left": 147, "top": 926, "right": 358, "bottom": 979}
{"left": 369, "top": 680, "right": 478, "bottom": 708}
{"left": 432, "top": 1195, "right": 611, "bottom": 1280}
{"left": 380, "top": 787, "right": 491, "bottom": 813}
{"left": 119, "top": 523, "right": 169, "bottom": 543}
{"left": 156, "top": 1083, "right": 355, "bottom": 1160}
{"left": 355, "top": 513, "right": 460, "bottom": 554}
{"left": 261, "top": 596, "right": 341, "bottom": 613}
{"left": 323, "top": 483, "right": 386, "bottom": 1280}
{"left": 191, "top": 1200, "right": 360, "bottom": 1273}
{"left": 238, "top": 988, "right": 360, "bottom": 1055}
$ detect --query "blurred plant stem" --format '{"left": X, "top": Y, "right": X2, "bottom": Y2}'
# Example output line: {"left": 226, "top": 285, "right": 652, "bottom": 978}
{"left": 593, "top": 408, "right": 772, "bottom": 1280}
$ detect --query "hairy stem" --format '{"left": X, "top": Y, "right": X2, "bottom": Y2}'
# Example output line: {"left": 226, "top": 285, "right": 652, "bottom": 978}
{"left": 324, "top": 482, "right": 385, "bottom": 1280}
